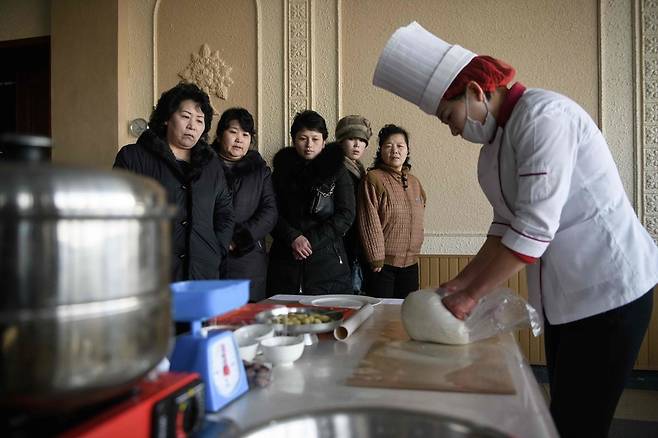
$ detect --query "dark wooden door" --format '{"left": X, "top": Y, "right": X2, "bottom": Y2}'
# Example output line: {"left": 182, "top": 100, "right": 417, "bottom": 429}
{"left": 0, "top": 36, "right": 50, "bottom": 137}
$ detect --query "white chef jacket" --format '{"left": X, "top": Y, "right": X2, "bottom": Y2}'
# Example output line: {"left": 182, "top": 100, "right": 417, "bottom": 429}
{"left": 479, "top": 88, "right": 658, "bottom": 324}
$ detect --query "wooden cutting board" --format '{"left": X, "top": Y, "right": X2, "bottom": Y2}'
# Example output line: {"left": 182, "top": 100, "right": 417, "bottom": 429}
{"left": 346, "top": 320, "right": 516, "bottom": 395}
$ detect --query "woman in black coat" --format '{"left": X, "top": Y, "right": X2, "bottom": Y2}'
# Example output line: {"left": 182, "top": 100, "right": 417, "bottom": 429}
{"left": 212, "top": 108, "right": 277, "bottom": 302}
{"left": 267, "top": 110, "right": 355, "bottom": 296}
{"left": 114, "top": 82, "right": 234, "bottom": 281}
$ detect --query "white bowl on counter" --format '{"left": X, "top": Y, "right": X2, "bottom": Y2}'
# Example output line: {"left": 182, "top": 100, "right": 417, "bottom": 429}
{"left": 233, "top": 324, "right": 275, "bottom": 362}
{"left": 234, "top": 324, "right": 274, "bottom": 342}
{"left": 260, "top": 335, "right": 305, "bottom": 366}
{"left": 235, "top": 339, "right": 258, "bottom": 362}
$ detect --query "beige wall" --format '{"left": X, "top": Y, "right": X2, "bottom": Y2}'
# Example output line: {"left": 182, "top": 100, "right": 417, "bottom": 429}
{"left": 156, "top": 0, "right": 257, "bottom": 140}
{"left": 341, "top": 0, "right": 599, "bottom": 252}
{"left": 51, "top": 0, "right": 119, "bottom": 168}
{"left": 9, "top": 0, "right": 654, "bottom": 251}
{"left": 0, "top": 0, "right": 50, "bottom": 41}
{"left": 119, "top": 0, "right": 156, "bottom": 149}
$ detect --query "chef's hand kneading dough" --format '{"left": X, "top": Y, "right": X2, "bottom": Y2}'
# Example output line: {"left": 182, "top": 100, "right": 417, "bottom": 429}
{"left": 402, "top": 289, "right": 470, "bottom": 345}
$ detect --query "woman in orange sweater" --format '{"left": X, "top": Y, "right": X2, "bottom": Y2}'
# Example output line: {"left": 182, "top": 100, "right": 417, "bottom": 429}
{"left": 358, "top": 124, "right": 426, "bottom": 299}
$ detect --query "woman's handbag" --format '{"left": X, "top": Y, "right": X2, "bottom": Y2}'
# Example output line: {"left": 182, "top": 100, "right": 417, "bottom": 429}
{"left": 309, "top": 178, "right": 335, "bottom": 220}
{"left": 351, "top": 258, "right": 364, "bottom": 293}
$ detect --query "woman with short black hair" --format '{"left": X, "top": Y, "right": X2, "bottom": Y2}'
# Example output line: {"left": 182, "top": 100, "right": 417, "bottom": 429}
{"left": 114, "top": 82, "right": 234, "bottom": 281}
{"left": 267, "top": 110, "right": 355, "bottom": 295}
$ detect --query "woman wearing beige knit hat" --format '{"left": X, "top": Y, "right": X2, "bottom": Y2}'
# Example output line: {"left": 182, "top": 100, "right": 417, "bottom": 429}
{"left": 336, "top": 115, "right": 372, "bottom": 294}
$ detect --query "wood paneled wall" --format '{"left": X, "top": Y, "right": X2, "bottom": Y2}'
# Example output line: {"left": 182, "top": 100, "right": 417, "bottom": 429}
{"left": 418, "top": 255, "right": 658, "bottom": 370}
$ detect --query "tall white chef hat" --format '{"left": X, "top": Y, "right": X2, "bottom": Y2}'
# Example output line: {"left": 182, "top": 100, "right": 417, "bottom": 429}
{"left": 372, "top": 22, "right": 476, "bottom": 115}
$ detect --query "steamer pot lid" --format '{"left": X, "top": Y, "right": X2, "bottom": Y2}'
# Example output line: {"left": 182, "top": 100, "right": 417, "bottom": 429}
{"left": 0, "top": 164, "right": 173, "bottom": 218}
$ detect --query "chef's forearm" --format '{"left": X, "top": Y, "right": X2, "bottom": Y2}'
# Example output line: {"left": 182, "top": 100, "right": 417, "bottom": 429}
{"left": 466, "top": 240, "right": 526, "bottom": 301}
{"left": 458, "top": 236, "right": 503, "bottom": 282}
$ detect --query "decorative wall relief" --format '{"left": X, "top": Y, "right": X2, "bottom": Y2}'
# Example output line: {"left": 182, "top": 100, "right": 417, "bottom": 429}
{"left": 648, "top": 216, "right": 658, "bottom": 236}
{"left": 179, "top": 43, "right": 234, "bottom": 111}
{"left": 643, "top": 0, "right": 658, "bottom": 242}
{"left": 287, "top": 0, "right": 311, "bottom": 127}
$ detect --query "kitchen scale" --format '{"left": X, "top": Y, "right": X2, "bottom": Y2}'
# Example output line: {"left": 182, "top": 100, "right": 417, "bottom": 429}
{"left": 169, "top": 280, "right": 250, "bottom": 412}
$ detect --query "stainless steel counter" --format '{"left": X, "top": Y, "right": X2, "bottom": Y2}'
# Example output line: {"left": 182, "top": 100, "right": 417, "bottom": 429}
{"left": 205, "top": 296, "right": 558, "bottom": 437}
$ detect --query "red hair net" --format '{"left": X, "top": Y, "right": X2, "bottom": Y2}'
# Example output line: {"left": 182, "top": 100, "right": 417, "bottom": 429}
{"left": 443, "top": 56, "right": 516, "bottom": 101}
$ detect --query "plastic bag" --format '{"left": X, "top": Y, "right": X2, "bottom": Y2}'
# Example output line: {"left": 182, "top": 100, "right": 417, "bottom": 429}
{"left": 443, "top": 287, "right": 542, "bottom": 343}
{"left": 402, "top": 287, "right": 542, "bottom": 345}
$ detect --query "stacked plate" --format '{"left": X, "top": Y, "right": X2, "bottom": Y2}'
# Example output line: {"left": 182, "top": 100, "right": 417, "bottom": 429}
{"left": 298, "top": 294, "right": 382, "bottom": 309}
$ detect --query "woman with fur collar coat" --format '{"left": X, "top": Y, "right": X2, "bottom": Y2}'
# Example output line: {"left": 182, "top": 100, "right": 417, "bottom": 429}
{"left": 213, "top": 108, "right": 277, "bottom": 302}
{"left": 114, "top": 83, "right": 234, "bottom": 282}
{"left": 267, "top": 111, "right": 355, "bottom": 295}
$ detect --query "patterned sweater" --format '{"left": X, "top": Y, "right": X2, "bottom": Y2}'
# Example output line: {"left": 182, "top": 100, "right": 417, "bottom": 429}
{"left": 358, "top": 166, "right": 426, "bottom": 269}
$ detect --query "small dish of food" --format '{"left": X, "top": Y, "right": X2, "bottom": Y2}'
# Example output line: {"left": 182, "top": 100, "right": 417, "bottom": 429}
{"left": 254, "top": 307, "right": 343, "bottom": 335}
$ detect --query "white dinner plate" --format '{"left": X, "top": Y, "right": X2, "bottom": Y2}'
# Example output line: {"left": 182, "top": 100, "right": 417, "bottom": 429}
{"left": 298, "top": 294, "right": 382, "bottom": 309}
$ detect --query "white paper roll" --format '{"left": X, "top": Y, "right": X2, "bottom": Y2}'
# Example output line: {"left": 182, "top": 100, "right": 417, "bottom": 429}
{"left": 333, "top": 303, "right": 374, "bottom": 340}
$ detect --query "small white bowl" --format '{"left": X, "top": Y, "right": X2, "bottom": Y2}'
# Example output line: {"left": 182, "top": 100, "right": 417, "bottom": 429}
{"left": 233, "top": 324, "right": 274, "bottom": 362}
{"left": 238, "top": 343, "right": 258, "bottom": 362}
{"left": 234, "top": 324, "right": 274, "bottom": 342}
{"left": 260, "top": 335, "right": 305, "bottom": 366}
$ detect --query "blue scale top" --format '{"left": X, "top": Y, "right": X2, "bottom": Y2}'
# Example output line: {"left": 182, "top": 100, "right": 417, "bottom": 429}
{"left": 171, "top": 280, "right": 250, "bottom": 323}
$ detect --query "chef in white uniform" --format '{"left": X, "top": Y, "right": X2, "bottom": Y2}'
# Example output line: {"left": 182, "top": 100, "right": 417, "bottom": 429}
{"left": 373, "top": 22, "right": 658, "bottom": 438}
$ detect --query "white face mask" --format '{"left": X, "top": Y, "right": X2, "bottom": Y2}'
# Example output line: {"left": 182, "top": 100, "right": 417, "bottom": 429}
{"left": 462, "top": 92, "right": 497, "bottom": 144}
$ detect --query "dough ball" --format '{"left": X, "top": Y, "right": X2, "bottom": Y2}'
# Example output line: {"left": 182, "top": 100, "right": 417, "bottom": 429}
{"left": 401, "top": 289, "right": 470, "bottom": 345}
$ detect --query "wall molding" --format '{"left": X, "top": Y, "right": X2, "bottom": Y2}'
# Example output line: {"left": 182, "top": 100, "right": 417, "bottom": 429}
{"left": 283, "top": 0, "right": 339, "bottom": 134}
{"left": 285, "top": 0, "right": 311, "bottom": 130}
{"left": 641, "top": 0, "right": 658, "bottom": 240}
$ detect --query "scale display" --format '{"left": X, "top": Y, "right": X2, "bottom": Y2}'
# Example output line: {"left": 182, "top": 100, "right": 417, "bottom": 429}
{"left": 210, "top": 335, "right": 241, "bottom": 397}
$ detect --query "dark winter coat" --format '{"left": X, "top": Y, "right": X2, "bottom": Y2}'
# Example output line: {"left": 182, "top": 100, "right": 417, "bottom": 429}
{"left": 343, "top": 159, "right": 367, "bottom": 292}
{"left": 217, "top": 150, "right": 277, "bottom": 302}
{"left": 343, "top": 160, "right": 366, "bottom": 265}
{"left": 267, "top": 142, "right": 355, "bottom": 295}
{"left": 113, "top": 129, "right": 234, "bottom": 281}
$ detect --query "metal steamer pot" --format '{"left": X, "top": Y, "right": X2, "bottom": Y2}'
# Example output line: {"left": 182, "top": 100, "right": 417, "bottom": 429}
{"left": 0, "top": 135, "right": 174, "bottom": 411}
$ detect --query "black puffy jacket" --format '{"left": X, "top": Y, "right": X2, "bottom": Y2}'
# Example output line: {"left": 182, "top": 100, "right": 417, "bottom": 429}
{"left": 267, "top": 142, "right": 355, "bottom": 295}
{"left": 218, "top": 150, "right": 277, "bottom": 301}
{"left": 114, "top": 130, "right": 234, "bottom": 281}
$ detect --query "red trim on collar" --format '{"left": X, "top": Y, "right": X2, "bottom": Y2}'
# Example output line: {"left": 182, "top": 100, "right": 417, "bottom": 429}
{"left": 497, "top": 82, "right": 527, "bottom": 128}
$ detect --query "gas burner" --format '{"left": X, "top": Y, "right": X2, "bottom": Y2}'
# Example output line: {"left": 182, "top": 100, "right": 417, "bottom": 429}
{"left": 2, "top": 373, "right": 203, "bottom": 438}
